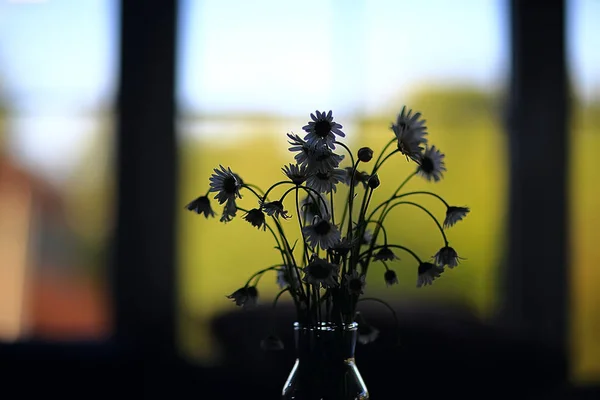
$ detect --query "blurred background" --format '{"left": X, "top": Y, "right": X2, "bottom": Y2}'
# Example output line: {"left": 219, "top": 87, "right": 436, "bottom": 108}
{"left": 0, "top": 0, "right": 598, "bottom": 397}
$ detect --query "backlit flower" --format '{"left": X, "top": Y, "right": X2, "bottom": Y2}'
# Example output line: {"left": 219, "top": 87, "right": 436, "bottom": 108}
{"left": 300, "top": 195, "right": 328, "bottom": 221}
{"left": 417, "top": 145, "right": 446, "bottom": 182}
{"left": 220, "top": 199, "right": 237, "bottom": 223}
{"left": 302, "top": 110, "right": 345, "bottom": 149}
{"left": 391, "top": 106, "right": 428, "bottom": 161}
{"left": 444, "top": 206, "right": 470, "bottom": 228}
{"left": 302, "top": 216, "right": 341, "bottom": 250}
{"left": 345, "top": 270, "right": 366, "bottom": 295}
{"left": 209, "top": 165, "right": 242, "bottom": 204}
{"left": 373, "top": 247, "right": 399, "bottom": 262}
{"left": 417, "top": 262, "right": 444, "bottom": 287}
{"left": 306, "top": 169, "right": 346, "bottom": 193}
{"left": 243, "top": 208, "right": 266, "bottom": 230}
{"left": 433, "top": 246, "right": 460, "bottom": 268}
{"left": 384, "top": 269, "right": 399, "bottom": 286}
{"left": 185, "top": 195, "right": 215, "bottom": 218}
{"left": 226, "top": 286, "right": 259, "bottom": 307}
{"left": 262, "top": 200, "right": 290, "bottom": 219}
{"left": 303, "top": 255, "right": 339, "bottom": 288}
{"left": 282, "top": 163, "right": 310, "bottom": 185}
{"left": 287, "top": 135, "right": 344, "bottom": 173}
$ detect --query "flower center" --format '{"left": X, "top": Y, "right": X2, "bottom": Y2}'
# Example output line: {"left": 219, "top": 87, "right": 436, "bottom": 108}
{"left": 223, "top": 176, "right": 238, "bottom": 194}
{"left": 309, "top": 263, "right": 330, "bottom": 279}
{"left": 420, "top": 157, "right": 434, "bottom": 173}
{"left": 314, "top": 120, "right": 332, "bottom": 138}
{"left": 314, "top": 220, "right": 331, "bottom": 235}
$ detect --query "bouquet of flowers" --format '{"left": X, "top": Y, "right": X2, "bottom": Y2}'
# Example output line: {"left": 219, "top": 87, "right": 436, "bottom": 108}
{"left": 186, "top": 107, "right": 469, "bottom": 345}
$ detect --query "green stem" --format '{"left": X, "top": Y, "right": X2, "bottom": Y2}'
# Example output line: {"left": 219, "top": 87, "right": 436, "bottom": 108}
{"left": 383, "top": 201, "right": 448, "bottom": 246}
{"left": 272, "top": 287, "right": 290, "bottom": 308}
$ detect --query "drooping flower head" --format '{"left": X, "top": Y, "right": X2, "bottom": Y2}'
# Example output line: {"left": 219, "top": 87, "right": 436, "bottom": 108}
{"left": 226, "top": 286, "right": 259, "bottom": 307}
{"left": 302, "top": 110, "right": 345, "bottom": 149}
{"left": 277, "top": 267, "right": 301, "bottom": 290}
{"left": 417, "top": 145, "right": 446, "bottom": 182}
{"left": 185, "top": 195, "right": 215, "bottom": 218}
{"left": 219, "top": 198, "right": 237, "bottom": 223}
{"left": 444, "top": 206, "right": 470, "bottom": 228}
{"left": 384, "top": 269, "right": 399, "bottom": 286}
{"left": 209, "top": 165, "right": 242, "bottom": 204}
{"left": 355, "top": 311, "right": 380, "bottom": 344}
{"left": 343, "top": 167, "right": 370, "bottom": 188}
{"left": 417, "top": 262, "right": 444, "bottom": 287}
{"left": 391, "top": 106, "right": 428, "bottom": 161}
{"left": 373, "top": 246, "right": 399, "bottom": 262}
{"left": 262, "top": 200, "right": 290, "bottom": 219}
{"left": 433, "top": 246, "right": 461, "bottom": 268}
{"left": 243, "top": 208, "right": 266, "bottom": 230}
{"left": 303, "top": 255, "right": 339, "bottom": 288}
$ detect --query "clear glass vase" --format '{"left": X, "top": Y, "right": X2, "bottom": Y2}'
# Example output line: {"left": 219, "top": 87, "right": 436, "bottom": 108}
{"left": 282, "top": 322, "right": 369, "bottom": 400}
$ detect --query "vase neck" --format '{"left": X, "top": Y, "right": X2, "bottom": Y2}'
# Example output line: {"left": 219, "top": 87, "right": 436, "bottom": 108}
{"left": 293, "top": 322, "right": 358, "bottom": 360}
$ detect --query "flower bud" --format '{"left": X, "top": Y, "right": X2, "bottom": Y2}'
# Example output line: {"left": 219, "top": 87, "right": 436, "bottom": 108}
{"left": 357, "top": 147, "right": 374, "bottom": 163}
{"left": 367, "top": 174, "right": 380, "bottom": 189}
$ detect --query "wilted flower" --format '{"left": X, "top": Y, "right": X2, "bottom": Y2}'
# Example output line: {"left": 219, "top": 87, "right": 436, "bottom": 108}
{"left": 391, "top": 106, "right": 428, "bottom": 161}
{"left": 345, "top": 270, "right": 366, "bottom": 295}
{"left": 417, "top": 262, "right": 444, "bottom": 287}
{"left": 302, "top": 216, "right": 341, "bottom": 250}
{"left": 243, "top": 208, "right": 266, "bottom": 230}
{"left": 260, "top": 334, "right": 284, "bottom": 351}
{"left": 282, "top": 163, "right": 310, "bottom": 185}
{"left": 209, "top": 165, "right": 242, "bottom": 204}
{"left": 220, "top": 199, "right": 237, "bottom": 223}
{"left": 303, "top": 255, "right": 339, "bottom": 288}
{"left": 417, "top": 145, "right": 446, "bottom": 182}
{"left": 433, "top": 246, "right": 460, "bottom": 268}
{"left": 302, "top": 110, "right": 345, "bottom": 149}
{"left": 444, "top": 206, "right": 470, "bottom": 228}
{"left": 185, "top": 195, "right": 215, "bottom": 218}
{"left": 355, "top": 312, "right": 380, "bottom": 344}
{"left": 384, "top": 269, "right": 399, "bottom": 286}
{"left": 226, "top": 286, "right": 259, "bottom": 307}
{"left": 262, "top": 200, "right": 290, "bottom": 219}
{"left": 373, "top": 247, "right": 399, "bottom": 262}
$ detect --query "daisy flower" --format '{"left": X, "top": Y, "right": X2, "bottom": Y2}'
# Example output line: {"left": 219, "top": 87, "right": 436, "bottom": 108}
{"left": 417, "top": 262, "right": 444, "bottom": 287}
{"left": 343, "top": 167, "right": 370, "bottom": 188}
{"left": 219, "top": 199, "right": 237, "bottom": 223}
{"left": 185, "top": 195, "right": 215, "bottom": 218}
{"left": 282, "top": 163, "right": 310, "bottom": 185}
{"left": 384, "top": 269, "right": 399, "bottom": 286}
{"left": 300, "top": 195, "right": 328, "bottom": 222}
{"left": 373, "top": 246, "right": 399, "bottom": 262}
{"left": 243, "top": 208, "right": 266, "bottom": 230}
{"left": 226, "top": 286, "right": 259, "bottom": 307}
{"left": 391, "top": 106, "right": 428, "bottom": 161}
{"left": 302, "top": 216, "right": 341, "bottom": 250}
{"left": 303, "top": 255, "right": 339, "bottom": 288}
{"left": 302, "top": 110, "right": 345, "bottom": 149}
{"left": 417, "top": 145, "right": 446, "bottom": 182}
{"left": 345, "top": 270, "right": 366, "bottom": 295}
{"left": 433, "top": 246, "right": 461, "bottom": 268}
{"left": 262, "top": 200, "right": 290, "bottom": 219}
{"left": 305, "top": 169, "right": 346, "bottom": 194}
{"left": 209, "top": 165, "right": 242, "bottom": 204}
{"left": 443, "top": 206, "right": 470, "bottom": 228}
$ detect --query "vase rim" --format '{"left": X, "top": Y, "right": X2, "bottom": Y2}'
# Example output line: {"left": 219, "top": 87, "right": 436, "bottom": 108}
{"left": 293, "top": 321, "right": 358, "bottom": 331}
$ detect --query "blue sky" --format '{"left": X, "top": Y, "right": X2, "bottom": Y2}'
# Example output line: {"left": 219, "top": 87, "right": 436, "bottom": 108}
{"left": 0, "top": 0, "right": 598, "bottom": 181}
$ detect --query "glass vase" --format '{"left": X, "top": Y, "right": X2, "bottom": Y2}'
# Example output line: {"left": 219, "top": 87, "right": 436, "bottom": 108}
{"left": 282, "top": 322, "right": 369, "bottom": 400}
